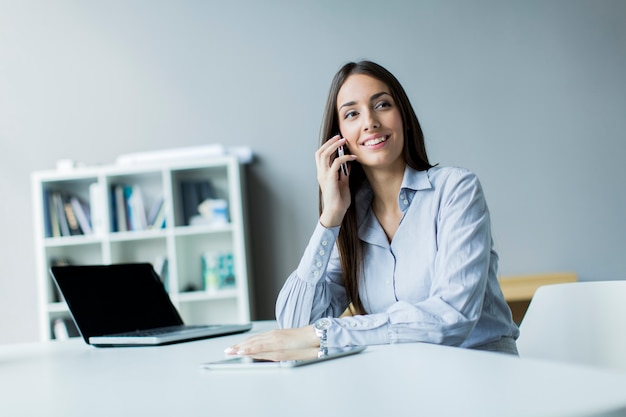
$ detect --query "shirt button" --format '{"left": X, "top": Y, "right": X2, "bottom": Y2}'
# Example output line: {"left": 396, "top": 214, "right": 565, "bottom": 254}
{"left": 318, "top": 249, "right": 325, "bottom": 256}
{"left": 321, "top": 240, "right": 328, "bottom": 246}
{"left": 313, "top": 271, "right": 319, "bottom": 276}
{"left": 316, "top": 261, "right": 322, "bottom": 267}
{"left": 403, "top": 199, "right": 409, "bottom": 205}
{"left": 400, "top": 193, "right": 405, "bottom": 199}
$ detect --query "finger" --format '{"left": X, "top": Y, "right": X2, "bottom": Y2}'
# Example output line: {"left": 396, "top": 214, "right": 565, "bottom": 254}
{"left": 224, "top": 332, "right": 277, "bottom": 355}
{"left": 315, "top": 135, "right": 340, "bottom": 160}
{"left": 332, "top": 152, "right": 356, "bottom": 167}
{"left": 330, "top": 152, "right": 356, "bottom": 179}
{"left": 322, "top": 144, "right": 349, "bottom": 179}
{"left": 320, "top": 134, "right": 342, "bottom": 152}
{"left": 315, "top": 136, "right": 344, "bottom": 166}
{"left": 241, "top": 328, "right": 302, "bottom": 354}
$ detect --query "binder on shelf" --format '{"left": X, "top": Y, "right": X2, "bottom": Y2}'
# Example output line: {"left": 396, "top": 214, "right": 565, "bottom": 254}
{"left": 180, "top": 180, "right": 215, "bottom": 225}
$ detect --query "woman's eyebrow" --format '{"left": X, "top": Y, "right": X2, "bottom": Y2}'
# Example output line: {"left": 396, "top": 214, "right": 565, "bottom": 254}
{"left": 339, "top": 91, "right": 391, "bottom": 110}
{"left": 339, "top": 100, "right": 356, "bottom": 110}
{"left": 370, "top": 91, "right": 391, "bottom": 101}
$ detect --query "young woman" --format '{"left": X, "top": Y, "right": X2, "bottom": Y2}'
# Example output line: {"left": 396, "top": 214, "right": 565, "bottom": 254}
{"left": 226, "top": 61, "right": 519, "bottom": 356}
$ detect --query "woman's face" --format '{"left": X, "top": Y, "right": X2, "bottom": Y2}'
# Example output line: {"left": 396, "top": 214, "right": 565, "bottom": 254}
{"left": 336, "top": 74, "right": 405, "bottom": 172}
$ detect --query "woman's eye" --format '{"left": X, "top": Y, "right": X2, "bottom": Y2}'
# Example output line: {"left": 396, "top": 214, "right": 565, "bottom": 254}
{"left": 375, "top": 101, "right": 391, "bottom": 109}
{"left": 344, "top": 110, "right": 358, "bottom": 119}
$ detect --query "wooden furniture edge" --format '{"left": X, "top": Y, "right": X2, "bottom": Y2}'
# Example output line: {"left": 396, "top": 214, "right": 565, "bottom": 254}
{"left": 498, "top": 272, "right": 578, "bottom": 302}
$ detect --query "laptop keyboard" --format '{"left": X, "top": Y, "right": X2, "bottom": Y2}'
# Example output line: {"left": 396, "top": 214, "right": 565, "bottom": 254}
{"left": 110, "top": 325, "right": 218, "bottom": 337}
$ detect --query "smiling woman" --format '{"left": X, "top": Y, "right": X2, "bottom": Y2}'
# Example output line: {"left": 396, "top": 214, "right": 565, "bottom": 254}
{"left": 225, "top": 60, "right": 519, "bottom": 357}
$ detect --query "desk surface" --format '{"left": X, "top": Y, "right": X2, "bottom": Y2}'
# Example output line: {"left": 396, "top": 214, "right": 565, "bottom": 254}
{"left": 2, "top": 321, "right": 626, "bottom": 417}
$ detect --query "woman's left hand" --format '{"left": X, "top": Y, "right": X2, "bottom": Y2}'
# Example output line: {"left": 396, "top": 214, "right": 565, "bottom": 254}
{"left": 224, "top": 325, "right": 318, "bottom": 355}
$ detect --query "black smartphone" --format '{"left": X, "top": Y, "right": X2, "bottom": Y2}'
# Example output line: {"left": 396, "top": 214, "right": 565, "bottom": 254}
{"left": 337, "top": 144, "right": 349, "bottom": 177}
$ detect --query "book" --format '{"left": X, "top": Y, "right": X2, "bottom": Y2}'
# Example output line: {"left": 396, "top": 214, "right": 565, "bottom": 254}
{"left": 152, "top": 203, "right": 167, "bottom": 229}
{"left": 70, "top": 196, "right": 92, "bottom": 235}
{"left": 114, "top": 185, "right": 128, "bottom": 232}
{"left": 51, "top": 317, "right": 80, "bottom": 340}
{"left": 125, "top": 185, "right": 147, "bottom": 231}
{"left": 47, "top": 191, "right": 61, "bottom": 238}
{"left": 153, "top": 256, "right": 169, "bottom": 291}
{"left": 52, "top": 192, "right": 71, "bottom": 237}
{"left": 42, "top": 190, "right": 53, "bottom": 238}
{"left": 89, "top": 183, "right": 103, "bottom": 235}
{"left": 63, "top": 196, "right": 82, "bottom": 235}
{"left": 147, "top": 197, "right": 166, "bottom": 229}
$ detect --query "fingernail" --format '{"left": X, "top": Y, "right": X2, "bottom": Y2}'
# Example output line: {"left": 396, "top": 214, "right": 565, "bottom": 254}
{"left": 236, "top": 349, "right": 246, "bottom": 355}
{"left": 224, "top": 347, "right": 234, "bottom": 354}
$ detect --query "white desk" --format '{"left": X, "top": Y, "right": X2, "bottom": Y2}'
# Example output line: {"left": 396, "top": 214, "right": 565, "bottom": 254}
{"left": 2, "top": 321, "right": 626, "bottom": 417}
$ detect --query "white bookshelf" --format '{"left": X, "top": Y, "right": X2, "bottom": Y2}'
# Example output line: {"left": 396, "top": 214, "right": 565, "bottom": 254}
{"left": 31, "top": 155, "right": 253, "bottom": 341}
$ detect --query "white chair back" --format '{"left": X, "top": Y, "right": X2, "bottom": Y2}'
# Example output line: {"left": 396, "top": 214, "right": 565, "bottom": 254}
{"left": 517, "top": 280, "right": 626, "bottom": 372}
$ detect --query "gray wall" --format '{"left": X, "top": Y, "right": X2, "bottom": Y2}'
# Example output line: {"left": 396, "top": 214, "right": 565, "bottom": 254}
{"left": 1, "top": 0, "right": 625, "bottom": 344}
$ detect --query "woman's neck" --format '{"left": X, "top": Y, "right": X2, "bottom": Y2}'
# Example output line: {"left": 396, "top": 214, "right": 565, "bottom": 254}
{"left": 363, "top": 161, "right": 406, "bottom": 208}
{"left": 363, "top": 162, "right": 406, "bottom": 242}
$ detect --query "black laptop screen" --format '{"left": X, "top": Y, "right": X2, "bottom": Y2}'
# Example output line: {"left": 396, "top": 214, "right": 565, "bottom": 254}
{"left": 50, "top": 263, "right": 183, "bottom": 342}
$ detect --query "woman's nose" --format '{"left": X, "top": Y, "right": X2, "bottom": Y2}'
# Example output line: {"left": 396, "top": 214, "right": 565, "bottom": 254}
{"left": 363, "top": 110, "right": 380, "bottom": 131}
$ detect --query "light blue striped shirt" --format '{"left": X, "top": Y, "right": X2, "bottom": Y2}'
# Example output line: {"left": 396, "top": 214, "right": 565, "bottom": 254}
{"left": 276, "top": 166, "right": 519, "bottom": 348}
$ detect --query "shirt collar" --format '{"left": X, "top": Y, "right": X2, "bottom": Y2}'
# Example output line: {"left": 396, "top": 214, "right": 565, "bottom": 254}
{"left": 355, "top": 165, "right": 433, "bottom": 222}
{"left": 398, "top": 165, "right": 432, "bottom": 212}
{"left": 400, "top": 165, "right": 433, "bottom": 192}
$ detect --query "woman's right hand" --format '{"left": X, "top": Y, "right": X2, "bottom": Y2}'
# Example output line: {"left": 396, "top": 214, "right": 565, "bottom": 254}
{"left": 315, "top": 135, "right": 356, "bottom": 228}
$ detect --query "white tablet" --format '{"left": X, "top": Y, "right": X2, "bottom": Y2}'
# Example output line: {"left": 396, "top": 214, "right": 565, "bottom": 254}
{"left": 201, "top": 346, "right": 366, "bottom": 370}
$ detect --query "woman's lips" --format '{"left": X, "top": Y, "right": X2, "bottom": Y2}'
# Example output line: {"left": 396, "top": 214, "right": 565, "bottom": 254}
{"left": 362, "top": 135, "right": 389, "bottom": 147}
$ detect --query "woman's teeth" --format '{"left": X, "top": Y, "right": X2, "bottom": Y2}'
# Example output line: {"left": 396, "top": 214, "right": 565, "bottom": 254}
{"left": 364, "top": 136, "right": 388, "bottom": 146}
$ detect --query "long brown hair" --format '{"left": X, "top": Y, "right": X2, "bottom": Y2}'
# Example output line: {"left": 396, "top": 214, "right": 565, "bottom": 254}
{"left": 319, "top": 61, "right": 433, "bottom": 315}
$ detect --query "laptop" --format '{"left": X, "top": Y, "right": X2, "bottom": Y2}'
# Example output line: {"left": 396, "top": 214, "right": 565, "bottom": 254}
{"left": 49, "top": 263, "right": 252, "bottom": 347}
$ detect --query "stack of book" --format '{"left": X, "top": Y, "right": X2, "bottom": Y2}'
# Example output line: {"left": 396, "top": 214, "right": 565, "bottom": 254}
{"left": 44, "top": 191, "right": 93, "bottom": 238}
{"left": 110, "top": 185, "right": 166, "bottom": 232}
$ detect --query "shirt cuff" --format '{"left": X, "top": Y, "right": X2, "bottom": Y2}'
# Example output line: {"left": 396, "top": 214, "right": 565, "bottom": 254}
{"left": 326, "top": 314, "right": 390, "bottom": 347}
